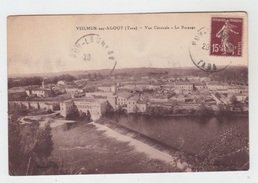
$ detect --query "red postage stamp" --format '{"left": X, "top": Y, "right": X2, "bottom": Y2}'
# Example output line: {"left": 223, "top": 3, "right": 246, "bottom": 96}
{"left": 210, "top": 17, "right": 243, "bottom": 57}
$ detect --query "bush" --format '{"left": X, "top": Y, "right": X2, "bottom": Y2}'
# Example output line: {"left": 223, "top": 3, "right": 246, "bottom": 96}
{"left": 46, "top": 109, "right": 53, "bottom": 114}
{"left": 66, "top": 107, "right": 80, "bottom": 120}
{"left": 195, "top": 104, "right": 214, "bottom": 117}
{"left": 66, "top": 107, "right": 91, "bottom": 122}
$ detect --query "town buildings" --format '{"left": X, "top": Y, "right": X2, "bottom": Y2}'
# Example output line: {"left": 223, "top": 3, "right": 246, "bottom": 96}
{"left": 8, "top": 89, "right": 27, "bottom": 100}
{"left": 60, "top": 99, "right": 74, "bottom": 117}
{"left": 127, "top": 95, "right": 147, "bottom": 113}
{"left": 9, "top": 100, "right": 60, "bottom": 111}
{"left": 65, "top": 88, "right": 84, "bottom": 94}
{"left": 60, "top": 98, "right": 109, "bottom": 120}
{"left": 235, "top": 94, "right": 247, "bottom": 102}
{"left": 206, "top": 82, "right": 228, "bottom": 91}
{"left": 8, "top": 72, "right": 249, "bottom": 120}
{"left": 26, "top": 88, "right": 52, "bottom": 98}
{"left": 193, "top": 83, "right": 206, "bottom": 90}
{"left": 117, "top": 91, "right": 132, "bottom": 106}
{"left": 174, "top": 82, "right": 193, "bottom": 93}
{"left": 98, "top": 86, "right": 117, "bottom": 93}
{"left": 85, "top": 92, "right": 114, "bottom": 98}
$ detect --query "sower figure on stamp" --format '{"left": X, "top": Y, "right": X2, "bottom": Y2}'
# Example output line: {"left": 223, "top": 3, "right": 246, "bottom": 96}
{"left": 216, "top": 19, "right": 239, "bottom": 55}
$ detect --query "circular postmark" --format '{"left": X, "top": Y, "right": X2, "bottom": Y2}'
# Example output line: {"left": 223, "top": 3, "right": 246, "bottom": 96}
{"left": 189, "top": 27, "right": 231, "bottom": 72}
{"left": 71, "top": 34, "right": 117, "bottom": 75}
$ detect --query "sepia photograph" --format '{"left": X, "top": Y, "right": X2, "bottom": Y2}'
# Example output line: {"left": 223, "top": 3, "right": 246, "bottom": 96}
{"left": 7, "top": 12, "right": 249, "bottom": 176}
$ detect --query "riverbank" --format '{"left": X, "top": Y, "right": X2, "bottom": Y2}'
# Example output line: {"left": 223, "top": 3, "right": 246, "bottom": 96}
{"left": 95, "top": 117, "right": 196, "bottom": 170}
{"left": 119, "top": 111, "right": 248, "bottom": 117}
{"left": 92, "top": 121, "right": 192, "bottom": 172}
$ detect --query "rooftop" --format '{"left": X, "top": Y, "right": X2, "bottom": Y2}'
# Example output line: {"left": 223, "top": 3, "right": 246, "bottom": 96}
{"left": 128, "top": 95, "right": 140, "bottom": 101}
{"left": 206, "top": 82, "right": 228, "bottom": 86}
{"left": 28, "top": 94, "right": 71, "bottom": 102}
{"left": 31, "top": 88, "right": 52, "bottom": 91}
{"left": 73, "top": 97, "right": 107, "bottom": 103}
{"left": 217, "top": 89, "right": 228, "bottom": 91}
{"left": 235, "top": 94, "right": 248, "bottom": 97}
{"left": 8, "top": 89, "right": 26, "bottom": 93}
{"left": 193, "top": 83, "right": 205, "bottom": 86}
{"left": 175, "top": 82, "right": 193, "bottom": 85}
{"left": 137, "top": 101, "right": 147, "bottom": 104}
{"left": 98, "top": 85, "right": 116, "bottom": 87}
{"left": 117, "top": 91, "right": 132, "bottom": 99}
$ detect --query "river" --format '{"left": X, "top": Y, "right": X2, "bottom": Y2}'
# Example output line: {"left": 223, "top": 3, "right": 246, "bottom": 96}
{"left": 109, "top": 114, "right": 249, "bottom": 162}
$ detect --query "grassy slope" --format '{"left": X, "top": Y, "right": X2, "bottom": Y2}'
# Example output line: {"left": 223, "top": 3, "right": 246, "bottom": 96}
{"left": 50, "top": 123, "right": 182, "bottom": 174}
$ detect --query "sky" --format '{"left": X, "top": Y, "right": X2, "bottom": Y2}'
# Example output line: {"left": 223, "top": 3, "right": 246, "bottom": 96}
{"left": 7, "top": 13, "right": 248, "bottom": 75}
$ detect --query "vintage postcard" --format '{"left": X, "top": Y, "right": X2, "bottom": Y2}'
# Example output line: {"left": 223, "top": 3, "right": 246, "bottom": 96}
{"left": 7, "top": 12, "right": 248, "bottom": 175}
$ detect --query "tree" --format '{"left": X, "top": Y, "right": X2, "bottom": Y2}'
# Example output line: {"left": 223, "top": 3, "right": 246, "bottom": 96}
{"left": 104, "top": 103, "right": 115, "bottom": 117}
{"left": 117, "top": 105, "right": 124, "bottom": 114}
{"left": 133, "top": 105, "right": 140, "bottom": 113}
{"left": 8, "top": 76, "right": 43, "bottom": 88}
{"left": 25, "top": 122, "right": 55, "bottom": 175}
{"left": 8, "top": 115, "right": 24, "bottom": 175}
{"left": 77, "top": 111, "right": 92, "bottom": 122}
{"left": 196, "top": 103, "right": 213, "bottom": 117}
{"left": 22, "top": 121, "right": 40, "bottom": 154}
{"left": 58, "top": 74, "right": 75, "bottom": 82}
{"left": 33, "top": 122, "right": 53, "bottom": 161}
{"left": 189, "top": 108, "right": 196, "bottom": 114}
{"left": 167, "top": 92, "right": 176, "bottom": 99}
{"left": 230, "top": 95, "right": 238, "bottom": 106}
{"left": 245, "top": 96, "right": 248, "bottom": 104}
{"left": 216, "top": 103, "right": 231, "bottom": 116}
{"left": 147, "top": 106, "right": 167, "bottom": 116}
{"left": 146, "top": 106, "right": 154, "bottom": 114}
{"left": 215, "top": 92, "right": 221, "bottom": 99}
{"left": 79, "top": 112, "right": 87, "bottom": 121}
{"left": 66, "top": 107, "right": 80, "bottom": 120}
{"left": 46, "top": 109, "right": 53, "bottom": 114}
{"left": 86, "top": 110, "right": 91, "bottom": 122}
{"left": 9, "top": 108, "right": 56, "bottom": 175}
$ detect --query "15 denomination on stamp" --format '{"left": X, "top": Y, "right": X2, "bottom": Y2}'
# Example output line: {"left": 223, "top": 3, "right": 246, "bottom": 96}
{"left": 210, "top": 17, "right": 243, "bottom": 57}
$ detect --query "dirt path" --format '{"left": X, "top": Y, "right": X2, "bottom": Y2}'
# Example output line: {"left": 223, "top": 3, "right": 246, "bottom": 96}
{"left": 92, "top": 122, "right": 192, "bottom": 172}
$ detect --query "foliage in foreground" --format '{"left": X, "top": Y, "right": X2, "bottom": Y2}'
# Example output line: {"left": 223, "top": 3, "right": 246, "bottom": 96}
{"left": 9, "top": 110, "right": 56, "bottom": 175}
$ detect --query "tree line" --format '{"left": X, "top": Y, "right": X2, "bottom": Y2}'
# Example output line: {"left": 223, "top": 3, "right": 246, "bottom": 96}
{"left": 8, "top": 74, "right": 76, "bottom": 89}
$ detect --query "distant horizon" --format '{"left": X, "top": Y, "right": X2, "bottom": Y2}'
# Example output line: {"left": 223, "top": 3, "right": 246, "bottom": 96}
{"left": 8, "top": 65, "right": 194, "bottom": 76}
{"left": 8, "top": 64, "right": 248, "bottom": 78}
